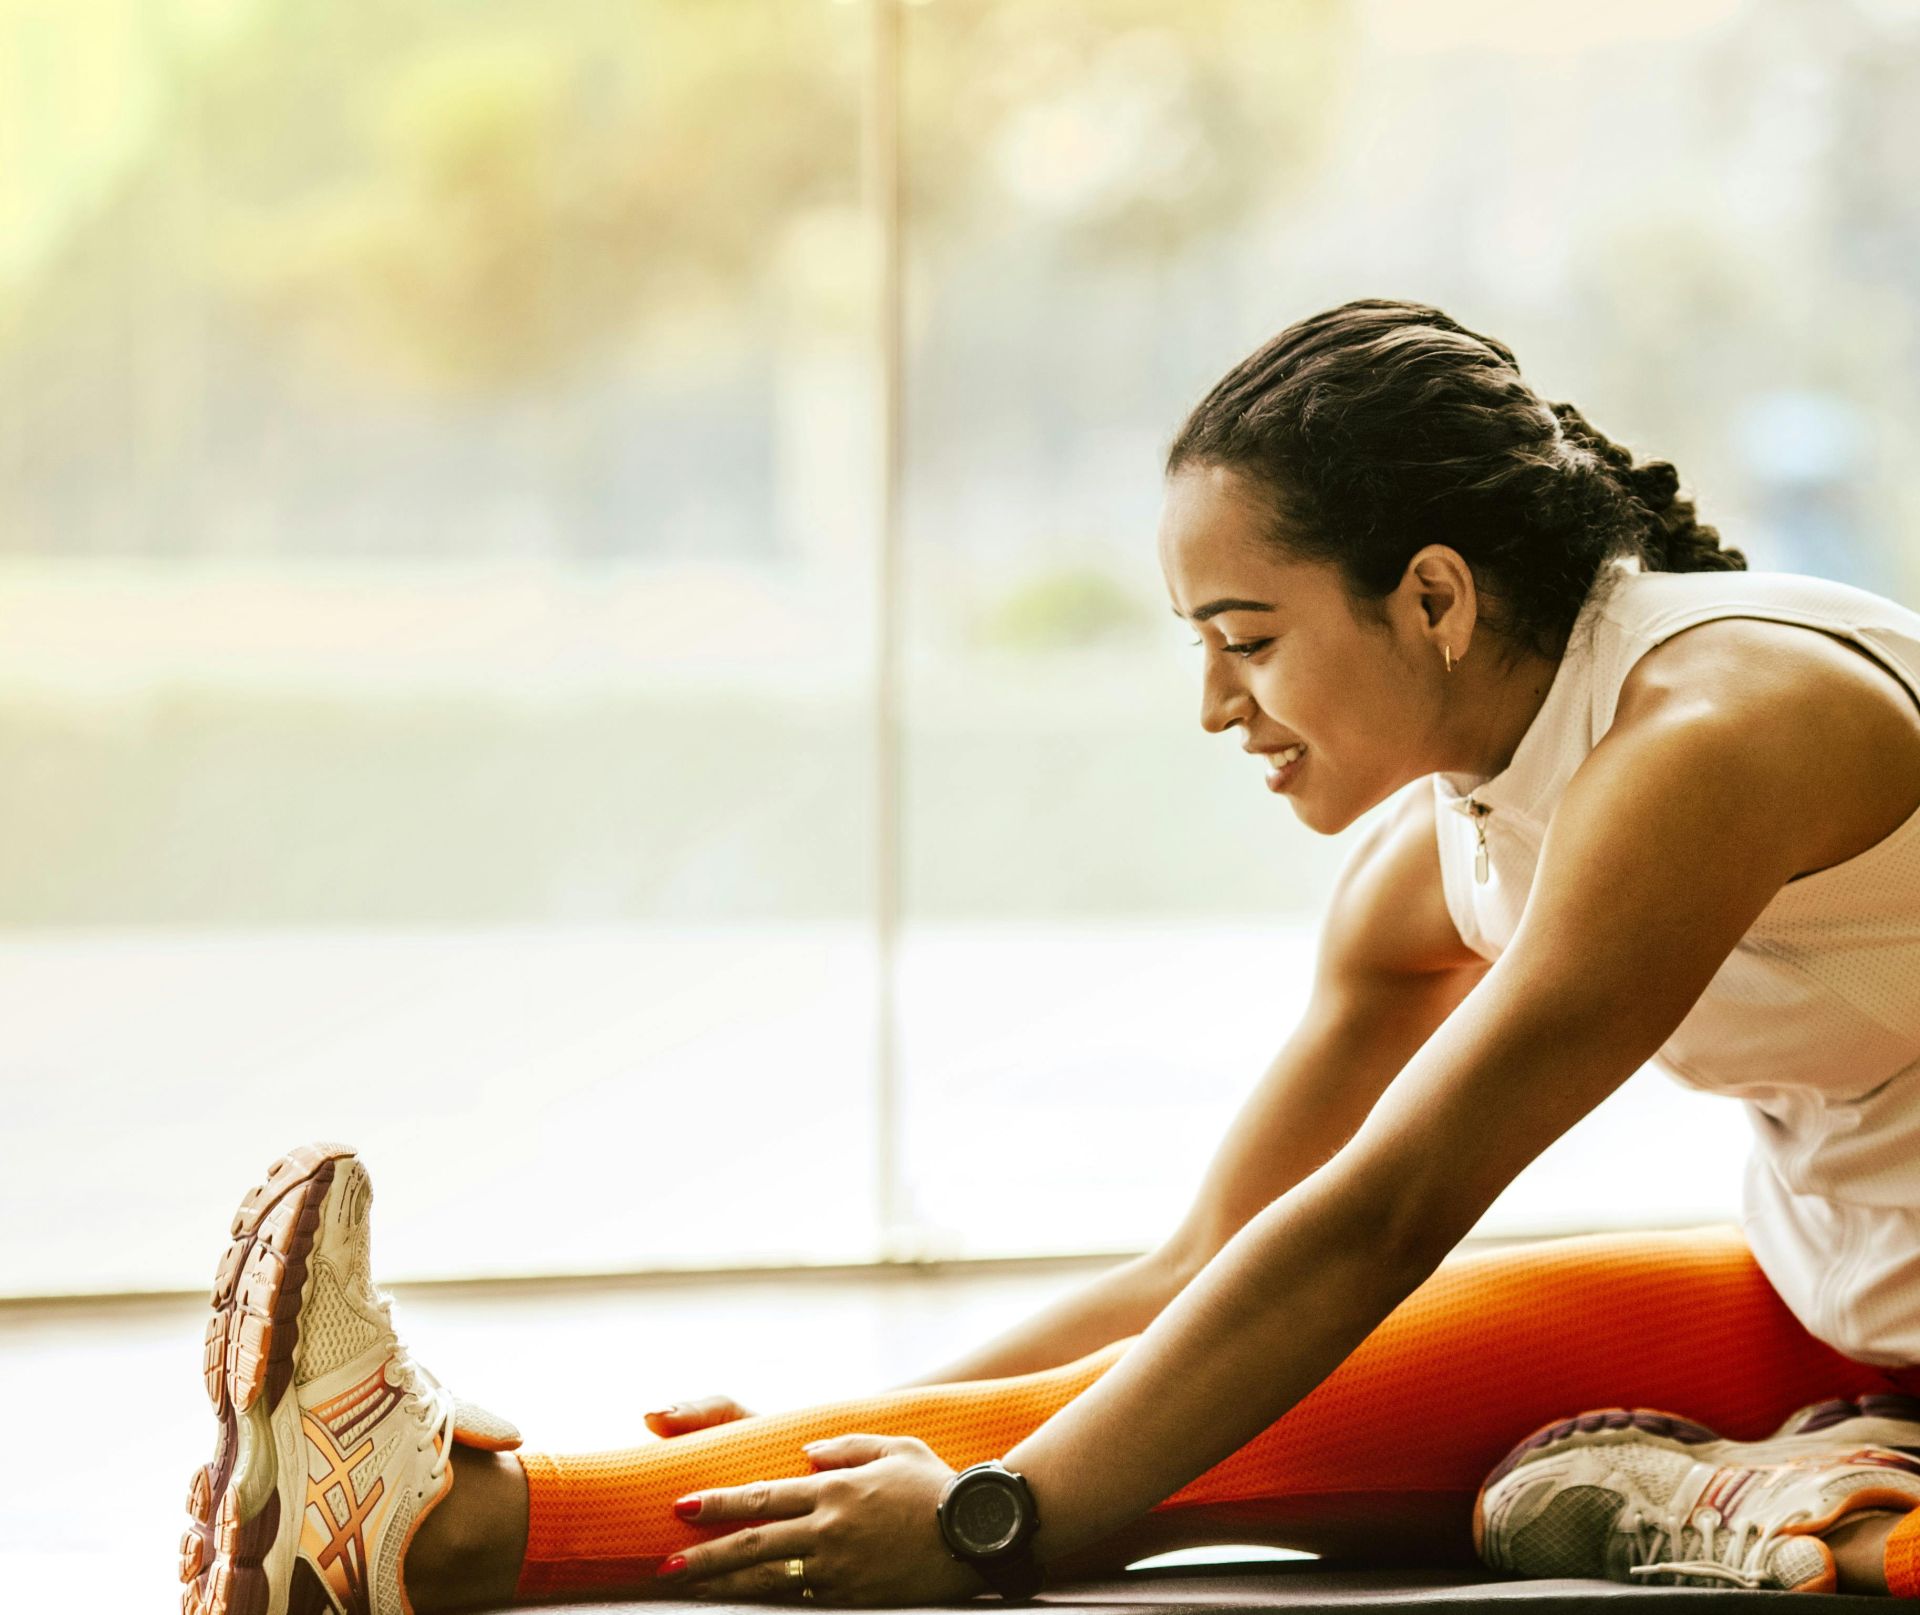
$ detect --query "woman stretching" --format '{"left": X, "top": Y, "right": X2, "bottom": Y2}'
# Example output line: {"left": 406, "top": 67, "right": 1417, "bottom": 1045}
{"left": 183, "top": 300, "right": 1920, "bottom": 1615}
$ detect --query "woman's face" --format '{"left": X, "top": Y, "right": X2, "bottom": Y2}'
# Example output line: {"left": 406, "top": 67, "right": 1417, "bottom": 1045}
{"left": 1158, "top": 462, "right": 1459, "bottom": 834}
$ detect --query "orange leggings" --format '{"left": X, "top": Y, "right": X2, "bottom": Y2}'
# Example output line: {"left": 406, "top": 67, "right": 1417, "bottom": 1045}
{"left": 514, "top": 1225, "right": 1920, "bottom": 1600}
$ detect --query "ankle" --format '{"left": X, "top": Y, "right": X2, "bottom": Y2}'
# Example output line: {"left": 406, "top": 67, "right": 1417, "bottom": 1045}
{"left": 405, "top": 1448, "right": 531, "bottom": 1613}
{"left": 1821, "top": 1509, "right": 1900, "bottom": 1596}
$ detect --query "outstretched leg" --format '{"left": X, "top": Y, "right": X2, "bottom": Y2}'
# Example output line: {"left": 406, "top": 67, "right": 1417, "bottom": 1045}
{"left": 490, "top": 1225, "right": 1902, "bottom": 1603}
{"left": 180, "top": 1146, "right": 1912, "bottom": 1614}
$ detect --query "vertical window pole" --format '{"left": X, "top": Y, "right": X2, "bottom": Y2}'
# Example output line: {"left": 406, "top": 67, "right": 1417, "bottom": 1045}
{"left": 867, "top": 0, "right": 910, "bottom": 1261}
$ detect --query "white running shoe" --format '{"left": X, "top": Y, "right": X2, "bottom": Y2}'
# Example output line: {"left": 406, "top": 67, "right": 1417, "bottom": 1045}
{"left": 180, "top": 1144, "right": 523, "bottom": 1615}
{"left": 1475, "top": 1401, "right": 1920, "bottom": 1592}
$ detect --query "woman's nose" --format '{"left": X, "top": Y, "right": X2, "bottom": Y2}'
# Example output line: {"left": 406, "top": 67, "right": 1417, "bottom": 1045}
{"left": 1200, "top": 664, "right": 1252, "bottom": 735}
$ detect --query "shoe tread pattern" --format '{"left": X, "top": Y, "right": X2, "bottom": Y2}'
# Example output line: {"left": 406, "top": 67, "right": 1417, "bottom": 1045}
{"left": 1481, "top": 1406, "right": 1719, "bottom": 1494}
{"left": 1788, "top": 1393, "right": 1920, "bottom": 1438}
{"left": 182, "top": 1143, "right": 357, "bottom": 1615}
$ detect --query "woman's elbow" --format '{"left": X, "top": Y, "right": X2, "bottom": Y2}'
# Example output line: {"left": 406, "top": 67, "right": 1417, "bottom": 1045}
{"left": 1322, "top": 1148, "right": 1478, "bottom": 1279}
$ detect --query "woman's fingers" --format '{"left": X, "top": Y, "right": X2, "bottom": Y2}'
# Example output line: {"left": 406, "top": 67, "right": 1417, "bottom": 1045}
{"left": 658, "top": 1516, "right": 813, "bottom": 1587}
{"left": 644, "top": 1394, "right": 755, "bottom": 1437}
{"left": 802, "top": 1433, "right": 918, "bottom": 1470}
{"left": 674, "top": 1475, "right": 818, "bottom": 1525}
{"left": 682, "top": 1556, "right": 825, "bottom": 1604}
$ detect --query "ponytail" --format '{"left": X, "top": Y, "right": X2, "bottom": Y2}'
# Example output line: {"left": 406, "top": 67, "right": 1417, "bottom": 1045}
{"left": 1551, "top": 402, "right": 1746, "bottom": 575}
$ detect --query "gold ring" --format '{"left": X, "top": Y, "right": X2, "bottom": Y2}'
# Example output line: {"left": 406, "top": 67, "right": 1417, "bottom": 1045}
{"left": 785, "top": 1558, "right": 813, "bottom": 1600}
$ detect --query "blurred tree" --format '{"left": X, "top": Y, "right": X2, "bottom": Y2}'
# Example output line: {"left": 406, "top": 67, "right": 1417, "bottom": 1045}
{"left": 906, "top": 0, "right": 1346, "bottom": 264}
{"left": 213, "top": 2, "right": 866, "bottom": 389}
{"left": 972, "top": 563, "right": 1147, "bottom": 651}
{"left": 2, "top": 0, "right": 1347, "bottom": 397}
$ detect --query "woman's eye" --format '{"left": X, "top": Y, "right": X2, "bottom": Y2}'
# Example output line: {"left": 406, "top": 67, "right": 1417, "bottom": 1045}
{"left": 1189, "top": 638, "right": 1271, "bottom": 658}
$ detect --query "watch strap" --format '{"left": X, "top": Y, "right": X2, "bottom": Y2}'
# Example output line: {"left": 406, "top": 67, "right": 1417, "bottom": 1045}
{"left": 974, "top": 1543, "right": 1043, "bottom": 1601}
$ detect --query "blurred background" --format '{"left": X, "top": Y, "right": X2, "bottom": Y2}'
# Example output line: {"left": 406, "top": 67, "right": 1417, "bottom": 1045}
{"left": 4, "top": 0, "right": 1920, "bottom": 1594}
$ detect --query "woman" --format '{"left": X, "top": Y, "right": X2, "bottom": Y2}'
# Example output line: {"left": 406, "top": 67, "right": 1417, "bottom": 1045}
{"left": 182, "top": 300, "right": 1920, "bottom": 1615}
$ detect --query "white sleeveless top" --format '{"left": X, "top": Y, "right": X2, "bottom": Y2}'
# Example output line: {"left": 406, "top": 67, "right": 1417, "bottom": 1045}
{"left": 1431, "top": 562, "right": 1920, "bottom": 1365}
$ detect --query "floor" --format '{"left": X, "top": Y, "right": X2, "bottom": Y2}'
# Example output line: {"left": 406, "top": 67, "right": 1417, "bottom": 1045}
{"left": 5, "top": 1257, "right": 1308, "bottom": 1608}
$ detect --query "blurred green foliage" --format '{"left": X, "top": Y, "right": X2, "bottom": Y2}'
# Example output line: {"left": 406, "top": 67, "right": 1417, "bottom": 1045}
{"left": 0, "top": 0, "right": 1341, "bottom": 393}
{"left": 972, "top": 565, "right": 1149, "bottom": 651}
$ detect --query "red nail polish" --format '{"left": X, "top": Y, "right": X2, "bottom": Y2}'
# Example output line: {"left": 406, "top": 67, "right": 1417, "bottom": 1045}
{"left": 659, "top": 1555, "right": 688, "bottom": 1577}
{"left": 673, "top": 1497, "right": 701, "bottom": 1520}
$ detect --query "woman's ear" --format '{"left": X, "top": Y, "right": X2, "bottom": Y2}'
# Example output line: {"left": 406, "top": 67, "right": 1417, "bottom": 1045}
{"left": 1404, "top": 545, "right": 1478, "bottom": 655}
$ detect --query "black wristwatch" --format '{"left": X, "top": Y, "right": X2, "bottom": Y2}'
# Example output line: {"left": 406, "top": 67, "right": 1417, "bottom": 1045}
{"left": 936, "top": 1460, "right": 1043, "bottom": 1601}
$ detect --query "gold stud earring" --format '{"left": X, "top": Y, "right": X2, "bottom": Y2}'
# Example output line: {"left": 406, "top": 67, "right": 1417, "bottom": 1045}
{"left": 1443, "top": 644, "right": 1455, "bottom": 674}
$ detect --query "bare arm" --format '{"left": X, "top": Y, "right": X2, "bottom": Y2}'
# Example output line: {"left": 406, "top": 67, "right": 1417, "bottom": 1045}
{"left": 898, "top": 784, "right": 1486, "bottom": 1389}
{"left": 899, "top": 617, "right": 1920, "bottom": 1398}
{"left": 653, "top": 786, "right": 1482, "bottom": 1431}
{"left": 1004, "top": 673, "right": 1848, "bottom": 1566}
{"left": 655, "top": 626, "right": 1920, "bottom": 1604}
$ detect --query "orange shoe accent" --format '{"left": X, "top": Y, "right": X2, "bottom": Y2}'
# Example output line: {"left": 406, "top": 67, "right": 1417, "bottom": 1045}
{"left": 1883, "top": 1506, "right": 1920, "bottom": 1597}
{"left": 514, "top": 1226, "right": 1917, "bottom": 1599}
{"left": 298, "top": 1407, "right": 393, "bottom": 1611}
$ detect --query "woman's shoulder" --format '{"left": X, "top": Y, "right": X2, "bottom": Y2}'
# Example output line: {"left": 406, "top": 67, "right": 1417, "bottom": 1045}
{"left": 1597, "top": 564, "right": 1920, "bottom": 640}
{"left": 1611, "top": 576, "right": 1920, "bottom": 722}
{"left": 1610, "top": 608, "right": 1920, "bottom": 883}
{"left": 1590, "top": 563, "right": 1920, "bottom": 779}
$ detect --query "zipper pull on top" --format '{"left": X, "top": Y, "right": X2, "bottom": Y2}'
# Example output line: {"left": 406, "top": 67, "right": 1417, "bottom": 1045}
{"left": 1451, "top": 793, "right": 1493, "bottom": 884}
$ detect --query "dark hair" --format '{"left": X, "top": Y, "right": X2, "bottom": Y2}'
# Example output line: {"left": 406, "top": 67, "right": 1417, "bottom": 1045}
{"left": 1166, "top": 299, "right": 1745, "bottom": 663}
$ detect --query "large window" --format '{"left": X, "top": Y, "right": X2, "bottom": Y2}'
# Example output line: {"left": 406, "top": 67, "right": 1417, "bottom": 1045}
{"left": 5, "top": 0, "right": 1916, "bottom": 1294}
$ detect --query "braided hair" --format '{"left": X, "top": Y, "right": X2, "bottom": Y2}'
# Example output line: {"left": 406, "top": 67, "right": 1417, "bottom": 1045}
{"left": 1166, "top": 299, "right": 1746, "bottom": 663}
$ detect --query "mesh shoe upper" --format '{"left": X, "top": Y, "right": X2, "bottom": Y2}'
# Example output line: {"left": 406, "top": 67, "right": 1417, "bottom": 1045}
{"left": 1479, "top": 1405, "right": 1920, "bottom": 1592}
{"left": 286, "top": 1157, "right": 518, "bottom": 1615}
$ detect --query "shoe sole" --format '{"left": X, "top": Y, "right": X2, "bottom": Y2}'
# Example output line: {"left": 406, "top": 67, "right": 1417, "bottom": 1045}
{"left": 181, "top": 1142, "right": 357, "bottom": 1615}
{"left": 1472, "top": 1400, "right": 1920, "bottom": 1562}
{"left": 1780, "top": 1392, "right": 1920, "bottom": 1444}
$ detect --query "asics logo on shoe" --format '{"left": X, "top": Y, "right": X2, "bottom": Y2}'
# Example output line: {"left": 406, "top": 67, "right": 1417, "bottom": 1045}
{"left": 1838, "top": 1448, "right": 1920, "bottom": 1478}
{"left": 1692, "top": 1450, "right": 1920, "bottom": 1528}
{"left": 300, "top": 1401, "right": 401, "bottom": 1615}
{"left": 1695, "top": 1468, "right": 1759, "bottom": 1519}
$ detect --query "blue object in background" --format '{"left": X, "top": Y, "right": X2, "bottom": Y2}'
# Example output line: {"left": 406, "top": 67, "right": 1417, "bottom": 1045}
{"left": 1734, "top": 390, "right": 1889, "bottom": 595}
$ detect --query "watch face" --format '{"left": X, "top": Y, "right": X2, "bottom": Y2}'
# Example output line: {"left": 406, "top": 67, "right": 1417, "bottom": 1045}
{"left": 953, "top": 1475, "right": 1022, "bottom": 1554}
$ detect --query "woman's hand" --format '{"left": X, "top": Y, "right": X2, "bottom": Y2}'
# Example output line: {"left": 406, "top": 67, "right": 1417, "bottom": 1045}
{"left": 657, "top": 1433, "right": 988, "bottom": 1606}
{"left": 644, "top": 1394, "right": 757, "bottom": 1437}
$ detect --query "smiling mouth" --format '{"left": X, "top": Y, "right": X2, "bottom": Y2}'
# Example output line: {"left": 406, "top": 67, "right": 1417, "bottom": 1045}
{"left": 1259, "top": 743, "right": 1307, "bottom": 777}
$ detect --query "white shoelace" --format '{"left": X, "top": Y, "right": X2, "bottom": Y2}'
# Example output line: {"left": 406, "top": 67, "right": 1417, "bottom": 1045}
{"left": 1624, "top": 1502, "right": 1811, "bottom": 1589}
{"left": 375, "top": 1287, "right": 457, "bottom": 1489}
